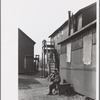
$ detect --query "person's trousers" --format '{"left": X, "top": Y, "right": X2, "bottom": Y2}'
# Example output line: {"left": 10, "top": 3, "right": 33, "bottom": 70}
{"left": 49, "top": 81, "right": 59, "bottom": 94}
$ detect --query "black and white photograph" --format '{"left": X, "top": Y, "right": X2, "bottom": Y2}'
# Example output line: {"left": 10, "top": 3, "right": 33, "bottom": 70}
{"left": 1, "top": 0, "right": 99, "bottom": 100}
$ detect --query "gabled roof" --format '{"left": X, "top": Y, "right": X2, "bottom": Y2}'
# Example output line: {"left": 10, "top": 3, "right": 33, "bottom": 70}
{"left": 18, "top": 28, "right": 36, "bottom": 44}
{"left": 48, "top": 2, "right": 96, "bottom": 38}
{"left": 48, "top": 20, "right": 68, "bottom": 38}
{"left": 75, "top": 2, "right": 96, "bottom": 16}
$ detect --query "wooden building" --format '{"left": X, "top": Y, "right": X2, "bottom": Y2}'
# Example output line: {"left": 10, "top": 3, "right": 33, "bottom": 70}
{"left": 49, "top": 2, "right": 96, "bottom": 99}
{"left": 18, "top": 28, "right": 36, "bottom": 74}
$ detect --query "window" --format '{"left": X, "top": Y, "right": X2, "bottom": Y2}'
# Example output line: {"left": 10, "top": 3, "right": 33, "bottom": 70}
{"left": 61, "top": 30, "right": 63, "bottom": 35}
{"left": 24, "top": 57, "right": 26, "bottom": 69}
{"left": 54, "top": 37, "right": 55, "bottom": 40}
{"left": 61, "top": 43, "right": 66, "bottom": 54}
{"left": 70, "top": 28, "right": 74, "bottom": 35}
{"left": 77, "top": 14, "right": 82, "bottom": 30}
{"left": 51, "top": 37, "right": 54, "bottom": 42}
{"left": 71, "top": 36, "right": 83, "bottom": 51}
{"left": 58, "top": 33, "right": 60, "bottom": 38}
{"left": 54, "top": 35, "right": 56, "bottom": 40}
{"left": 92, "top": 28, "right": 96, "bottom": 44}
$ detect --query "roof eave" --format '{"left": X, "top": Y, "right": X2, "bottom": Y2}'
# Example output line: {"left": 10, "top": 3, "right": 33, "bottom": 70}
{"left": 48, "top": 2, "right": 96, "bottom": 39}
{"left": 58, "top": 20, "right": 96, "bottom": 45}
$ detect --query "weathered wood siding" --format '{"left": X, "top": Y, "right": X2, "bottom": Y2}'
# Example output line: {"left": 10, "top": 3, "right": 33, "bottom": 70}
{"left": 18, "top": 29, "right": 35, "bottom": 74}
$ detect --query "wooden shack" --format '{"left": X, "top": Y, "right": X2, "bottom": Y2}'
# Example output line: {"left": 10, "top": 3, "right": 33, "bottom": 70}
{"left": 18, "top": 28, "right": 36, "bottom": 74}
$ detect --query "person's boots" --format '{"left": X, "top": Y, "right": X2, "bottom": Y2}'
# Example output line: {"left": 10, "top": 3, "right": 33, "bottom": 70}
{"left": 47, "top": 88, "right": 52, "bottom": 95}
{"left": 47, "top": 92, "right": 52, "bottom": 95}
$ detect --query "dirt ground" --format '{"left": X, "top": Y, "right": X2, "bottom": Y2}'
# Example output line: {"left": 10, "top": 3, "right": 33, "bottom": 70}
{"left": 18, "top": 71, "right": 90, "bottom": 100}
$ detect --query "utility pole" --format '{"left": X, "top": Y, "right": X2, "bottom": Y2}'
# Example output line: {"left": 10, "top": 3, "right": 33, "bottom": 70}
{"left": 43, "top": 40, "right": 46, "bottom": 78}
{"left": 41, "top": 39, "right": 46, "bottom": 78}
{"left": 41, "top": 52, "right": 43, "bottom": 77}
{"left": 41, "top": 41, "right": 44, "bottom": 78}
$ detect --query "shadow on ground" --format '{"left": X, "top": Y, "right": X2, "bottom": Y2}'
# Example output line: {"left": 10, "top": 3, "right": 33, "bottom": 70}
{"left": 18, "top": 70, "right": 48, "bottom": 90}
{"left": 18, "top": 70, "right": 94, "bottom": 100}
{"left": 19, "top": 78, "right": 41, "bottom": 90}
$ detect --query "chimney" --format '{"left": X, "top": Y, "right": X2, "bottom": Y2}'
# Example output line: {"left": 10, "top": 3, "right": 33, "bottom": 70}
{"left": 68, "top": 11, "right": 71, "bottom": 36}
{"left": 68, "top": 11, "right": 71, "bottom": 20}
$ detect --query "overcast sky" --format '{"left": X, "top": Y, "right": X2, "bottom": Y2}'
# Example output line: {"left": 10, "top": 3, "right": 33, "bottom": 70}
{"left": 1, "top": 0, "right": 96, "bottom": 57}
{"left": 1, "top": 0, "right": 97, "bottom": 99}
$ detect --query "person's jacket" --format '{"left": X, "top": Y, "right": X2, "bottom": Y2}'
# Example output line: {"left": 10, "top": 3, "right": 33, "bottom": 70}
{"left": 54, "top": 74, "right": 61, "bottom": 83}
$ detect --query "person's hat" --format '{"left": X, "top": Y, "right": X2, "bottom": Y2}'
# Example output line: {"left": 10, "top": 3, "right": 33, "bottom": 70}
{"left": 54, "top": 68, "right": 58, "bottom": 72}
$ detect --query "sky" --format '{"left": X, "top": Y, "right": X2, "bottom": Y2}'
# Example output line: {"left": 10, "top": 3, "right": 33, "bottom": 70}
{"left": 1, "top": 0, "right": 97, "bottom": 57}
{"left": 1, "top": 0, "right": 97, "bottom": 100}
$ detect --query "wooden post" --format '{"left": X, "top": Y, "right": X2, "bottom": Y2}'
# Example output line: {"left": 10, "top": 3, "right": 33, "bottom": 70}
{"left": 43, "top": 40, "right": 46, "bottom": 78}
{"left": 41, "top": 41, "right": 44, "bottom": 78}
{"left": 44, "top": 52, "right": 45, "bottom": 77}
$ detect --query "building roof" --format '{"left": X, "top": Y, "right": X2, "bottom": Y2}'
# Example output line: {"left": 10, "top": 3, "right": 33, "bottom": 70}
{"left": 48, "top": 20, "right": 68, "bottom": 38}
{"left": 48, "top": 2, "right": 96, "bottom": 38}
{"left": 75, "top": 2, "right": 96, "bottom": 16}
{"left": 18, "top": 28, "right": 36, "bottom": 44}
{"left": 58, "top": 20, "right": 96, "bottom": 45}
